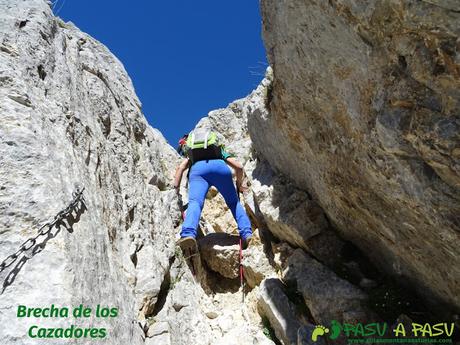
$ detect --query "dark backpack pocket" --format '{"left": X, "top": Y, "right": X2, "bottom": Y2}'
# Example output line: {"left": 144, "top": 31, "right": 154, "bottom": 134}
{"left": 189, "top": 145, "right": 222, "bottom": 163}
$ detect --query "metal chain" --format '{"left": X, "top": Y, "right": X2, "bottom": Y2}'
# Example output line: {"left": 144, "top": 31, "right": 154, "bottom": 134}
{"left": 0, "top": 187, "right": 85, "bottom": 274}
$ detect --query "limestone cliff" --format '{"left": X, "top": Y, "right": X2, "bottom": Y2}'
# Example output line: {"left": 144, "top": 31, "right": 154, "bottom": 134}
{"left": 0, "top": 1, "right": 210, "bottom": 344}
{"left": 257, "top": 0, "right": 460, "bottom": 311}
{"left": 0, "top": 1, "right": 289, "bottom": 345}
{"left": 1, "top": 0, "right": 459, "bottom": 345}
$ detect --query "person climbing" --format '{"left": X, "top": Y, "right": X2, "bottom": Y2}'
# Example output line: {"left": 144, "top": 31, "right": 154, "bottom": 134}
{"left": 174, "top": 128, "right": 253, "bottom": 256}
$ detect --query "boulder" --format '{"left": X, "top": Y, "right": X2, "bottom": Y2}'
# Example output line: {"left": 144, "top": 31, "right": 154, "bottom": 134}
{"left": 283, "top": 250, "right": 375, "bottom": 325}
{"left": 258, "top": 278, "right": 306, "bottom": 345}
{"left": 199, "top": 233, "right": 240, "bottom": 279}
{"left": 199, "top": 233, "right": 276, "bottom": 288}
{"left": 243, "top": 247, "right": 277, "bottom": 288}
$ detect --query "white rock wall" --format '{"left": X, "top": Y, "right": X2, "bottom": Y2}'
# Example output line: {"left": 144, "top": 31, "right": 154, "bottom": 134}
{"left": 0, "top": 1, "right": 182, "bottom": 343}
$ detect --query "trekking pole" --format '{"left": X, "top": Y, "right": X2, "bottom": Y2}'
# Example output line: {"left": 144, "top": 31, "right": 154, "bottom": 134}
{"left": 236, "top": 185, "right": 245, "bottom": 304}
{"left": 239, "top": 237, "right": 244, "bottom": 304}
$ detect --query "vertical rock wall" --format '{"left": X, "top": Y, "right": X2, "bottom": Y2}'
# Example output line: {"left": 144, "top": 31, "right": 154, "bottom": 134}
{"left": 257, "top": 0, "right": 460, "bottom": 310}
{"left": 0, "top": 2, "right": 279, "bottom": 345}
{"left": 0, "top": 1, "right": 181, "bottom": 343}
{"left": 2, "top": 0, "right": 459, "bottom": 344}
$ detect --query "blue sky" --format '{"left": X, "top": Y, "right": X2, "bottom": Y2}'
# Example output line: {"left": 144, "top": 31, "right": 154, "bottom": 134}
{"left": 55, "top": 1, "right": 267, "bottom": 145}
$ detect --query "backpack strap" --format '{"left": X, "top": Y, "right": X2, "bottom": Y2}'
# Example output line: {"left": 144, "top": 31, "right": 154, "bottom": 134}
{"left": 190, "top": 132, "right": 195, "bottom": 147}
{"left": 203, "top": 131, "right": 209, "bottom": 149}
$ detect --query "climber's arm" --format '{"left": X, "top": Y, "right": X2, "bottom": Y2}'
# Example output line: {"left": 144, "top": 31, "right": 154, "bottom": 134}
{"left": 225, "top": 157, "right": 247, "bottom": 193}
{"left": 173, "top": 158, "right": 189, "bottom": 190}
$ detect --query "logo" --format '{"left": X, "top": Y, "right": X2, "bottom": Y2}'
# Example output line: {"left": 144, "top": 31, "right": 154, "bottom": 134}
{"left": 311, "top": 320, "right": 454, "bottom": 343}
{"left": 311, "top": 325, "right": 329, "bottom": 342}
{"left": 311, "top": 320, "right": 342, "bottom": 342}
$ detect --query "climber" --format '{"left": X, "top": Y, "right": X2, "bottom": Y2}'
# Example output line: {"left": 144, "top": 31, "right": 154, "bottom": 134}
{"left": 174, "top": 129, "right": 253, "bottom": 253}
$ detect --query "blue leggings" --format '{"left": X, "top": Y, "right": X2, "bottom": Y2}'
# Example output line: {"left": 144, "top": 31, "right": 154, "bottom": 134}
{"left": 181, "top": 159, "right": 252, "bottom": 240}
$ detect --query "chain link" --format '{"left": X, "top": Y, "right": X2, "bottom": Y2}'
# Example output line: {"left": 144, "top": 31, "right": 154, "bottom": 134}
{"left": 0, "top": 187, "right": 85, "bottom": 274}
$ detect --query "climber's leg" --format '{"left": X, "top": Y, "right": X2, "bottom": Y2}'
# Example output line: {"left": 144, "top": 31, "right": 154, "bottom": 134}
{"left": 181, "top": 162, "right": 210, "bottom": 238}
{"left": 207, "top": 160, "right": 252, "bottom": 241}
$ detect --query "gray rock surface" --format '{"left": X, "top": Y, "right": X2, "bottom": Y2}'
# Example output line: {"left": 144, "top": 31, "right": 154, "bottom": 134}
{"left": 258, "top": 0, "right": 460, "bottom": 309}
{"left": 258, "top": 278, "right": 305, "bottom": 345}
{"left": 283, "top": 250, "right": 374, "bottom": 326}
{"left": 192, "top": 67, "right": 383, "bottom": 339}
{"left": 4, "top": 0, "right": 457, "bottom": 343}
{"left": 150, "top": 257, "right": 215, "bottom": 345}
{"left": 199, "top": 232, "right": 276, "bottom": 287}
{"left": 243, "top": 245, "right": 277, "bottom": 289}
{"left": 145, "top": 321, "right": 171, "bottom": 345}
{"left": 0, "top": 2, "right": 284, "bottom": 344}
{"left": 199, "top": 233, "right": 240, "bottom": 279}
{"left": 247, "top": 157, "right": 347, "bottom": 268}
{"left": 247, "top": 158, "right": 326, "bottom": 249}
{"left": 0, "top": 1, "right": 210, "bottom": 344}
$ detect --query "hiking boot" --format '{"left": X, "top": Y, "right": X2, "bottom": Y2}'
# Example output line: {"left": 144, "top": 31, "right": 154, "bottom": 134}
{"left": 177, "top": 236, "right": 198, "bottom": 257}
{"left": 177, "top": 236, "right": 201, "bottom": 278}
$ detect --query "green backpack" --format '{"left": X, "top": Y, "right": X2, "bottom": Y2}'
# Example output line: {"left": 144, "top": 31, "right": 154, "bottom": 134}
{"left": 184, "top": 129, "right": 222, "bottom": 163}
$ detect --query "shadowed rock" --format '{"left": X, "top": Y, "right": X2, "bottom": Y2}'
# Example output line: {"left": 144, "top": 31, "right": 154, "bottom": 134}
{"left": 258, "top": 278, "right": 305, "bottom": 345}
{"left": 283, "top": 250, "right": 375, "bottom": 325}
{"left": 257, "top": 0, "right": 460, "bottom": 311}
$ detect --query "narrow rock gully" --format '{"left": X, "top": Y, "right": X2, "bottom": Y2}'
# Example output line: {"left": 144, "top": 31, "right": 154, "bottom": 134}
{"left": 141, "top": 187, "right": 439, "bottom": 345}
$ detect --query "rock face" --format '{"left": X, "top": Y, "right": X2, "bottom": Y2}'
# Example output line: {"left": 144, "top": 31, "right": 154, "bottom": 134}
{"left": 246, "top": 158, "right": 328, "bottom": 252}
{"left": 258, "top": 0, "right": 460, "bottom": 310}
{"left": 2, "top": 0, "right": 458, "bottom": 344}
{"left": 283, "top": 250, "right": 374, "bottom": 326}
{"left": 0, "top": 1, "right": 208, "bottom": 344}
{"left": 189, "top": 72, "right": 377, "bottom": 343}
{"left": 0, "top": 2, "right": 285, "bottom": 345}
{"left": 258, "top": 278, "right": 305, "bottom": 345}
